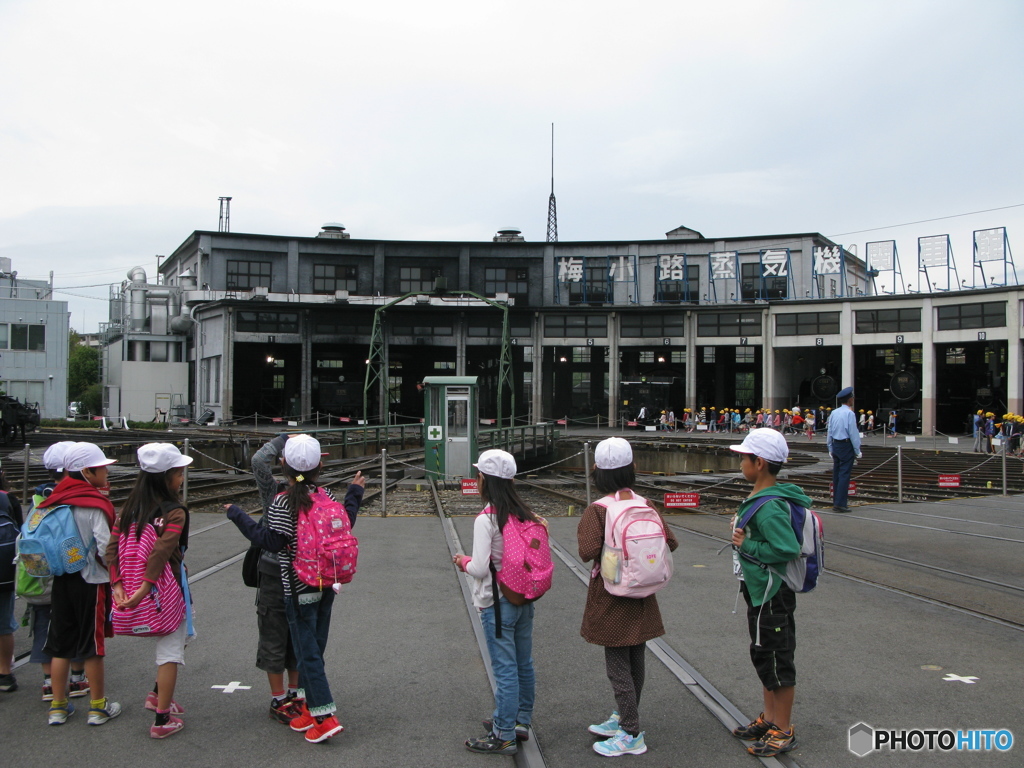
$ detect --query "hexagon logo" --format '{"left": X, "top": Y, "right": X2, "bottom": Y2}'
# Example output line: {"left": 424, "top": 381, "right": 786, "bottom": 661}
{"left": 849, "top": 722, "right": 875, "bottom": 757}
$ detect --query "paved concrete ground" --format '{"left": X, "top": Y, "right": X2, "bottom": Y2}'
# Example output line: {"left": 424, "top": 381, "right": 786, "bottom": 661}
{"left": 3, "top": 498, "right": 1021, "bottom": 766}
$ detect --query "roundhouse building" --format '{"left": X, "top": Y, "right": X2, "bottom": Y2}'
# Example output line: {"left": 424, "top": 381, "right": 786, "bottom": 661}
{"left": 98, "top": 223, "right": 1021, "bottom": 435}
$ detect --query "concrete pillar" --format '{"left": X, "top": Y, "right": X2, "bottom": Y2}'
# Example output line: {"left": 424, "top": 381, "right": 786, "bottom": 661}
{"left": 841, "top": 302, "right": 855, "bottom": 391}
{"left": 762, "top": 309, "right": 775, "bottom": 409}
{"left": 300, "top": 310, "right": 312, "bottom": 419}
{"left": 223, "top": 308, "right": 234, "bottom": 420}
{"left": 532, "top": 313, "right": 545, "bottom": 422}
{"left": 920, "top": 297, "right": 935, "bottom": 435}
{"left": 686, "top": 309, "right": 697, "bottom": 411}
{"left": 608, "top": 313, "right": 619, "bottom": 425}
{"left": 1006, "top": 296, "right": 1021, "bottom": 415}
{"left": 287, "top": 240, "right": 299, "bottom": 292}
{"left": 455, "top": 313, "right": 467, "bottom": 376}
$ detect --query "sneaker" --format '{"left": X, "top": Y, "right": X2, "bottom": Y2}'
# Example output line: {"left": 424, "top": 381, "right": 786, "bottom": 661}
{"left": 732, "top": 712, "right": 772, "bottom": 741}
{"left": 88, "top": 700, "right": 123, "bottom": 725}
{"left": 593, "top": 731, "right": 647, "bottom": 757}
{"left": 68, "top": 678, "right": 91, "bottom": 698}
{"left": 465, "top": 733, "right": 518, "bottom": 755}
{"left": 270, "top": 698, "right": 301, "bottom": 724}
{"left": 747, "top": 726, "right": 796, "bottom": 757}
{"left": 42, "top": 681, "right": 54, "bottom": 701}
{"left": 289, "top": 703, "right": 316, "bottom": 733}
{"left": 305, "top": 715, "right": 344, "bottom": 743}
{"left": 0, "top": 673, "right": 17, "bottom": 693}
{"left": 482, "top": 719, "right": 530, "bottom": 741}
{"left": 588, "top": 711, "right": 621, "bottom": 737}
{"left": 48, "top": 701, "right": 75, "bottom": 725}
{"left": 145, "top": 691, "right": 185, "bottom": 715}
{"left": 150, "top": 715, "right": 185, "bottom": 739}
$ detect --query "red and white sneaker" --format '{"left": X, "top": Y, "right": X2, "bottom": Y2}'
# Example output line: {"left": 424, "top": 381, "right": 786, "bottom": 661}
{"left": 67, "top": 678, "right": 91, "bottom": 698}
{"left": 289, "top": 703, "right": 316, "bottom": 733}
{"left": 305, "top": 715, "right": 344, "bottom": 743}
{"left": 145, "top": 691, "right": 185, "bottom": 715}
{"left": 150, "top": 715, "right": 185, "bottom": 739}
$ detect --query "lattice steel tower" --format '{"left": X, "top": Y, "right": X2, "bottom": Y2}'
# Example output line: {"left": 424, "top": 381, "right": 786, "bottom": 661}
{"left": 218, "top": 197, "right": 232, "bottom": 232}
{"left": 546, "top": 124, "right": 558, "bottom": 242}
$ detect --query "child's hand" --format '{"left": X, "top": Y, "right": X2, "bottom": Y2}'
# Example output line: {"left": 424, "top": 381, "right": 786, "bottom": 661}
{"left": 117, "top": 584, "right": 152, "bottom": 610}
{"left": 111, "top": 582, "right": 126, "bottom": 606}
{"left": 731, "top": 527, "right": 746, "bottom": 547}
{"left": 351, "top": 471, "right": 366, "bottom": 488}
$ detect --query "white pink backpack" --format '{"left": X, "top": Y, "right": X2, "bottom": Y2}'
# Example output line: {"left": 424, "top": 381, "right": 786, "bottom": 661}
{"left": 111, "top": 522, "right": 186, "bottom": 637}
{"left": 488, "top": 506, "right": 553, "bottom": 605}
{"left": 293, "top": 488, "right": 359, "bottom": 589}
{"left": 594, "top": 491, "right": 674, "bottom": 598}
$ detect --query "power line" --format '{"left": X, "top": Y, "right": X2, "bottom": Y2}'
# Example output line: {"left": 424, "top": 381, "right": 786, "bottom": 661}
{"left": 828, "top": 204, "right": 1024, "bottom": 239}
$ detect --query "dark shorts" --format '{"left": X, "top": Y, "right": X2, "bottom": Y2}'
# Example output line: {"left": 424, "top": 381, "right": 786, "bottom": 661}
{"left": 742, "top": 582, "right": 796, "bottom": 690}
{"left": 43, "top": 574, "right": 109, "bottom": 660}
{"left": 256, "top": 569, "right": 296, "bottom": 674}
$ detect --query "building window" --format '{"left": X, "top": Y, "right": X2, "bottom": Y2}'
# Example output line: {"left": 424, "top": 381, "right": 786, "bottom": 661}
{"left": 875, "top": 348, "right": 896, "bottom": 366}
{"left": 236, "top": 312, "right": 299, "bottom": 334}
{"left": 433, "top": 361, "right": 456, "bottom": 370}
{"left": 671, "top": 350, "right": 686, "bottom": 364}
{"left": 775, "top": 312, "right": 841, "bottom": 336}
{"left": 6, "top": 324, "right": 45, "bottom": 351}
{"left": 391, "top": 322, "right": 453, "bottom": 337}
{"left": 313, "top": 264, "right": 358, "bottom": 294}
{"left": 656, "top": 260, "right": 699, "bottom": 303}
{"left": 316, "top": 360, "right": 344, "bottom": 369}
{"left": 272, "top": 374, "right": 285, "bottom": 389}
{"left": 936, "top": 301, "right": 1006, "bottom": 331}
{"left": 855, "top": 309, "right": 922, "bottom": 334}
{"left": 313, "top": 314, "right": 371, "bottom": 336}
{"left": 638, "top": 350, "right": 656, "bottom": 364}
{"left": 620, "top": 313, "right": 686, "bottom": 338}
{"left": 736, "top": 347, "right": 756, "bottom": 363}
{"left": 522, "top": 346, "right": 534, "bottom": 364}
{"left": 696, "top": 312, "right": 762, "bottom": 337}
{"left": 544, "top": 315, "right": 608, "bottom": 338}
{"left": 557, "top": 257, "right": 609, "bottom": 305}
{"left": 945, "top": 347, "right": 966, "bottom": 365}
{"left": 741, "top": 263, "right": 787, "bottom": 300}
{"left": 227, "top": 260, "right": 272, "bottom": 290}
{"left": 3, "top": 380, "right": 44, "bottom": 404}
{"left": 735, "top": 372, "right": 756, "bottom": 406}
{"left": 703, "top": 347, "right": 716, "bottom": 363}
{"left": 467, "top": 321, "right": 503, "bottom": 338}
{"left": 399, "top": 266, "right": 443, "bottom": 293}
{"left": 485, "top": 267, "right": 529, "bottom": 303}
{"left": 202, "top": 356, "right": 221, "bottom": 404}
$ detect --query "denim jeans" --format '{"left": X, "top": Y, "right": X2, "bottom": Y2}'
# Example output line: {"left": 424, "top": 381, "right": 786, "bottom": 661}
{"left": 284, "top": 590, "right": 336, "bottom": 717}
{"left": 479, "top": 598, "right": 535, "bottom": 741}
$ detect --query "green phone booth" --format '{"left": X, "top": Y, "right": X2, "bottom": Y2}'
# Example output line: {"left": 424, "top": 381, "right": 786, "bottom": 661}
{"left": 423, "top": 376, "right": 479, "bottom": 481}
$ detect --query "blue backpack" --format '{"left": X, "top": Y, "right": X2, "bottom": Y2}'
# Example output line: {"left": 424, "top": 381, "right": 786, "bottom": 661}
{"left": 17, "top": 504, "right": 90, "bottom": 578}
{"left": 0, "top": 493, "right": 17, "bottom": 592}
{"left": 736, "top": 495, "right": 824, "bottom": 593}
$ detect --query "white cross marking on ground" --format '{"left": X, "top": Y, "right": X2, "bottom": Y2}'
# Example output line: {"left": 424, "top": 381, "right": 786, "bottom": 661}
{"left": 212, "top": 681, "right": 252, "bottom": 693}
{"left": 942, "top": 674, "right": 979, "bottom": 684}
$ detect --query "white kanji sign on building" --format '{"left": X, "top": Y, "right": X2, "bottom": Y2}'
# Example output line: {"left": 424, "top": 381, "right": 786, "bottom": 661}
{"left": 761, "top": 249, "right": 789, "bottom": 277}
{"left": 813, "top": 246, "right": 842, "bottom": 274}
{"left": 658, "top": 254, "right": 685, "bottom": 281}
{"left": 710, "top": 252, "right": 736, "bottom": 280}
{"left": 557, "top": 257, "right": 584, "bottom": 282}
{"left": 609, "top": 255, "right": 635, "bottom": 281}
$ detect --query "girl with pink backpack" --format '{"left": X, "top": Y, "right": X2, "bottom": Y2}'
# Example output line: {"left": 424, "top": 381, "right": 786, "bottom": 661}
{"left": 454, "top": 449, "right": 552, "bottom": 756}
{"left": 578, "top": 438, "right": 678, "bottom": 757}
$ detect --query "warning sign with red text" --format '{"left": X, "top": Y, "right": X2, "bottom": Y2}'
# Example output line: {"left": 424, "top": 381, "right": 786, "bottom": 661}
{"left": 664, "top": 492, "right": 700, "bottom": 508}
{"left": 461, "top": 478, "right": 480, "bottom": 495}
{"left": 938, "top": 475, "right": 961, "bottom": 488}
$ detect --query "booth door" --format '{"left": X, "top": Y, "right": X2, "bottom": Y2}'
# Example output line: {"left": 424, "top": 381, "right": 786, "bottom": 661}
{"left": 446, "top": 392, "right": 470, "bottom": 479}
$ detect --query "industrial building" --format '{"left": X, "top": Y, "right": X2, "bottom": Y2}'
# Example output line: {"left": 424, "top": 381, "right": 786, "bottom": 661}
{"left": 0, "top": 259, "right": 69, "bottom": 419}
{"left": 97, "top": 222, "right": 1021, "bottom": 436}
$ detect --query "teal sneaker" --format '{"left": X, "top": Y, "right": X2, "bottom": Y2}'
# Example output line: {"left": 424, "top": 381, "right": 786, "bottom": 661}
{"left": 48, "top": 701, "right": 75, "bottom": 725}
{"left": 588, "top": 711, "right": 621, "bottom": 737}
{"left": 594, "top": 730, "right": 647, "bottom": 757}
{"left": 88, "top": 700, "right": 122, "bottom": 725}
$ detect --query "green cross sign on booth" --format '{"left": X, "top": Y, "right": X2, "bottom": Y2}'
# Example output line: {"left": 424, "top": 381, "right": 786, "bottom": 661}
{"left": 428, "top": 425, "right": 442, "bottom": 440}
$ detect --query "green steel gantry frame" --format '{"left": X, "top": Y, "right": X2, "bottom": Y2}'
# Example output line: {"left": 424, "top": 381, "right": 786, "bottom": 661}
{"left": 362, "top": 291, "right": 514, "bottom": 427}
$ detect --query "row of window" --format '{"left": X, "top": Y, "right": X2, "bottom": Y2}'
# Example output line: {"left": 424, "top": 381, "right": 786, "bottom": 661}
{"left": 0, "top": 323, "right": 46, "bottom": 351}
{"left": 234, "top": 302, "right": 1010, "bottom": 339}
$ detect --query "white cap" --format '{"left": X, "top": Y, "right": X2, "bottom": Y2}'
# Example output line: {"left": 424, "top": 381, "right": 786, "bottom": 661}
{"left": 473, "top": 449, "right": 516, "bottom": 480}
{"left": 64, "top": 443, "right": 117, "bottom": 472}
{"left": 595, "top": 437, "right": 633, "bottom": 470}
{"left": 43, "top": 441, "right": 77, "bottom": 472}
{"left": 283, "top": 434, "right": 324, "bottom": 472}
{"left": 729, "top": 428, "right": 789, "bottom": 464}
{"left": 137, "top": 443, "right": 194, "bottom": 473}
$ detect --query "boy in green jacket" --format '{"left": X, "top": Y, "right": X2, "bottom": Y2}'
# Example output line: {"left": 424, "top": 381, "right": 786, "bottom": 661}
{"left": 728, "top": 428, "right": 811, "bottom": 758}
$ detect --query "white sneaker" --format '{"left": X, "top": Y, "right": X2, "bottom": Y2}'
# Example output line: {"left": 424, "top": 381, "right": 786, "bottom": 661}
{"left": 88, "top": 700, "right": 122, "bottom": 725}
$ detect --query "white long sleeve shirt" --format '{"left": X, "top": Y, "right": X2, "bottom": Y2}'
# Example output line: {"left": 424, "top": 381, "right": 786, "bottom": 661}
{"left": 463, "top": 506, "right": 504, "bottom": 610}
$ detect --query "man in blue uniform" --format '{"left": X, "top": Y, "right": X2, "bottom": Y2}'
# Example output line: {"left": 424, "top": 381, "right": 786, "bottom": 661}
{"left": 826, "top": 387, "right": 861, "bottom": 512}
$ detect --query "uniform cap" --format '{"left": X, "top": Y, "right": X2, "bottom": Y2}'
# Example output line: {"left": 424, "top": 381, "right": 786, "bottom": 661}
{"left": 137, "top": 443, "right": 193, "bottom": 473}
{"left": 595, "top": 437, "right": 633, "bottom": 470}
{"left": 283, "top": 434, "right": 324, "bottom": 472}
{"left": 64, "top": 443, "right": 117, "bottom": 472}
{"left": 473, "top": 449, "right": 517, "bottom": 479}
{"left": 729, "top": 428, "right": 789, "bottom": 464}
{"left": 42, "top": 441, "right": 77, "bottom": 472}
{"left": 837, "top": 386, "right": 854, "bottom": 400}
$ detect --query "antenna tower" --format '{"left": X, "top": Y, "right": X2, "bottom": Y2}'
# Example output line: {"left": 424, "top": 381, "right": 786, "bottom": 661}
{"left": 546, "top": 124, "right": 558, "bottom": 242}
{"left": 218, "top": 196, "right": 232, "bottom": 232}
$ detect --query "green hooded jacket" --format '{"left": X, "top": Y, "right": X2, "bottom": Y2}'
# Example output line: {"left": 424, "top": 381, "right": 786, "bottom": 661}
{"left": 734, "top": 482, "right": 812, "bottom": 606}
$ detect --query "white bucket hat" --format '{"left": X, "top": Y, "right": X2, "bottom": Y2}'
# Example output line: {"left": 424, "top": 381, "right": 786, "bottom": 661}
{"left": 63, "top": 443, "right": 117, "bottom": 473}
{"left": 43, "top": 441, "right": 77, "bottom": 472}
{"left": 729, "top": 428, "right": 789, "bottom": 464}
{"left": 137, "top": 443, "right": 194, "bottom": 473}
{"left": 595, "top": 437, "right": 633, "bottom": 470}
{"left": 284, "top": 434, "right": 325, "bottom": 473}
{"left": 473, "top": 449, "right": 517, "bottom": 479}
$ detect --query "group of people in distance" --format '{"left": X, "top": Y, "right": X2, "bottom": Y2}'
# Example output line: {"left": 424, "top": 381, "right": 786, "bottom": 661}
{"left": 455, "top": 430, "right": 807, "bottom": 759}
{"left": 1, "top": 433, "right": 365, "bottom": 744}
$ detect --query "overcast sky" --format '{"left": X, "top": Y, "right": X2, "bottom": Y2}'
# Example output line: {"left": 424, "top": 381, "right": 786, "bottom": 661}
{"left": 2, "top": 0, "right": 1022, "bottom": 332}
